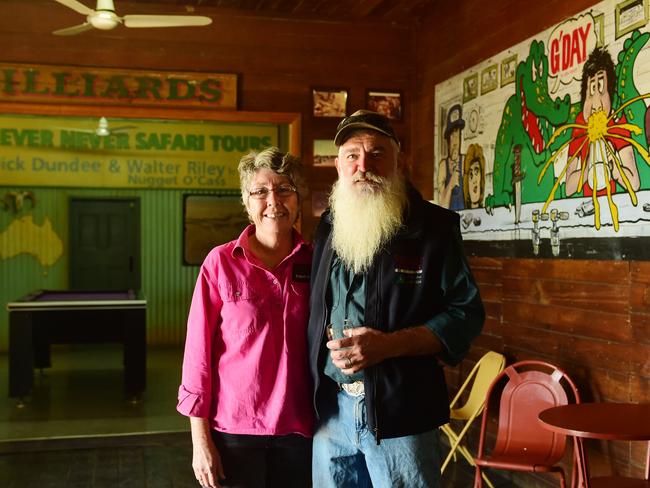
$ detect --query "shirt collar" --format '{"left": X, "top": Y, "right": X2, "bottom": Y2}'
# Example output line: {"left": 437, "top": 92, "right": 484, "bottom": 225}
{"left": 231, "top": 224, "right": 308, "bottom": 260}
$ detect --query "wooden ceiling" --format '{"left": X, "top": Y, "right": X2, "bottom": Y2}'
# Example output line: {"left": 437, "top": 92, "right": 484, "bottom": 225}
{"left": 130, "top": 0, "right": 436, "bottom": 22}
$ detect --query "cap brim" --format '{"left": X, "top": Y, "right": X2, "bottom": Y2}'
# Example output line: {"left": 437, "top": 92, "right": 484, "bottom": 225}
{"left": 334, "top": 122, "right": 396, "bottom": 146}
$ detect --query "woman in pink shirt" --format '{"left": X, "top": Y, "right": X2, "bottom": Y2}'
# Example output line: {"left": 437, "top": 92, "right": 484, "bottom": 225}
{"left": 177, "top": 147, "right": 314, "bottom": 488}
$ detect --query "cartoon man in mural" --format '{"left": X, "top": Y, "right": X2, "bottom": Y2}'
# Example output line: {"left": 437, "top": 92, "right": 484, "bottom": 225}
{"left": 565, "top": 47, "right": 639, "bottom": 197}
{"left": 463, "top": 143, "right": 485, "bottom": 209}
{"left": 537, "top": 29, "right": 650, "bottom": 230}
{"left": 437, "top": 104, "right": 465, "bottom": 210}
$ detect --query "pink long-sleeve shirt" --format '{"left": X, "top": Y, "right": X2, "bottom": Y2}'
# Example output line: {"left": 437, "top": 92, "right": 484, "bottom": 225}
{"left": 177, "top": 225, "right": 314, "bottom": 437}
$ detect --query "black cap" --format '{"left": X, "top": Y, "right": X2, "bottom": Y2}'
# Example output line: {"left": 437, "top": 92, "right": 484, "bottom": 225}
{"left": 444, "top": 104, "right": 465, "bottom": 139}
{"left": 334, "top": 109, "right": 400, "bottom": 146}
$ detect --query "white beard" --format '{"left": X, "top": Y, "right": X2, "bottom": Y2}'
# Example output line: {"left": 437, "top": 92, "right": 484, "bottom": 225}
{"left": 330, "top": 173, "right": 407, "bottom": 274}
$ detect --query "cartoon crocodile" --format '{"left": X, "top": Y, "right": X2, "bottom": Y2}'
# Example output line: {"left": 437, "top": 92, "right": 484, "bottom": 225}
{"left": 537, "top": 29, "right": 650, "bottom": 205}
{"left": 613, "top": 29, "right": 650, "bottom": 188}
{"left": 485, "top": 40, "right": 573, "bottom": 213}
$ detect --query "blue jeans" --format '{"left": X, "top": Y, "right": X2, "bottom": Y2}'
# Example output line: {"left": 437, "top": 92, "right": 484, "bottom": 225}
{"left": 313, "top": 390, "right": 441, "bottom": 488}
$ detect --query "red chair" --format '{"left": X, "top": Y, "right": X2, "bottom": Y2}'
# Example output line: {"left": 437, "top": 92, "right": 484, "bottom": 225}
{"left": 473, "top": 360, "right": 582, "bottom": 488}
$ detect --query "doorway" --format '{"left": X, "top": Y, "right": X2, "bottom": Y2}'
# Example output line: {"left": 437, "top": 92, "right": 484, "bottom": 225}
{"left": 69, "top": 197, "right": 141, "bottom": 291}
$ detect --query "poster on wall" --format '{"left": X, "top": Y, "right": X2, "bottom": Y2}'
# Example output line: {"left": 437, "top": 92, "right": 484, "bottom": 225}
{"left": 434, "top": 0, "right": 650, "bottom": 259}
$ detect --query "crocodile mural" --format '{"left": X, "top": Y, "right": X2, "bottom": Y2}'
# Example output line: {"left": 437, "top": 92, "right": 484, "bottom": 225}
{"left": 433, "top": 2, "right": 650, "bottom": 258}
{"left": 485, "top": 40, "right": 575, "bottom": 214}
{"left": 486, "top": 31, "right": 650, "bottom": 216}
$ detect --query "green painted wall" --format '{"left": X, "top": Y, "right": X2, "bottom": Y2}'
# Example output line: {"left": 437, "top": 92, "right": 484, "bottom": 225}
{"left": 0, "top": 186, "right": 241, "bottom": 352}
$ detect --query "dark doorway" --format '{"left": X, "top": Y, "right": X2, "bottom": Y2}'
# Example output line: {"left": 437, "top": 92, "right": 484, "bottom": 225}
{"left": 69, "top": 198, "right": 141, "bottom": 291}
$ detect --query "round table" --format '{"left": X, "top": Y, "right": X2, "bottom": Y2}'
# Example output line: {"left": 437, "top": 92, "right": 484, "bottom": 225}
{"left": 539, "top": 403, "right": 650, "bottom": 488}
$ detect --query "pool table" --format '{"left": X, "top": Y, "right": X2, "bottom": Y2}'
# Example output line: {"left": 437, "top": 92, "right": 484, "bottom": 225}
{"left": 7, "top": 290, "right": 147, "bottom": 399}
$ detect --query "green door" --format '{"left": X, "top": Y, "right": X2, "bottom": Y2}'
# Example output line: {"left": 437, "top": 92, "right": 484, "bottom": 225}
{"left": 69, "top": 197, "right": 141, "bottom": 291}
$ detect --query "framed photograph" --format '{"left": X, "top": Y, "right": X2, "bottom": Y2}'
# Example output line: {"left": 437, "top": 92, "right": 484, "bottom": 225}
{"left": 593, "top": 13, "right": 605, "bottom": 47}
{"left": 366, "top": 90, "right": 402, "bottom": 120}
{"left": 500, "top": 54, "right": 517, "bottom": 87}
{"left": 462, "top": 73, "right": 479, "bottom": 103}
{"left": 480, "top": 64, "right": 499, "bottom": 95}
{"left": 313, "top": 139, "right": 338, "bottom": 166}
{"left": 183, "top": 193, "right": 249, "bottom": 265}
{"left": 313, "top": 87, "right": 348, "bottom": 117}
{"left": 615, "top": 0, "right": 648, "bottom": 39}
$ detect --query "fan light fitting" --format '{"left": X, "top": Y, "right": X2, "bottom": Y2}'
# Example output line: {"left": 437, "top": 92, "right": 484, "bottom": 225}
{"left": 53, "top": 0, "right": 212, "bottom": 36}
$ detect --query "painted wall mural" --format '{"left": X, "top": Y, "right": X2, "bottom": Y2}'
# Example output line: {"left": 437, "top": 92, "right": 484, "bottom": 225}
{"left": 434, "top": 0, "right": 650, "bottom": 259}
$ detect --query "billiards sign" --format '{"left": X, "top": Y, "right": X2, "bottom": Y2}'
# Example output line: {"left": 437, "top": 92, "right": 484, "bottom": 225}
{"left": 0, "top": 63, "right": 237, "bottom": 109}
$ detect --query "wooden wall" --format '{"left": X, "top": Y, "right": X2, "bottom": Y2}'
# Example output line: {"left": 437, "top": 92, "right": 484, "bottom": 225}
{"left": 413, "top": 0, "right": 650, "bottom": 483}
{"left": 0, "top": 0, "right": 415, "bottom": 349}
{"left": 2, "top": 0, "right": 648, "bottom": 482}
{"left": 0, "top": 0, "right": 416, "bottom": 240}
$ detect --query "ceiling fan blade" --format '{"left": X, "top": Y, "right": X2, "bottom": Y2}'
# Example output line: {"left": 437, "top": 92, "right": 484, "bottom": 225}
{"left": 110, "top": 125, "right": 138, "bottom": 132}
{"left": 53, "top": 23, "right": 94, "bottom": 36}
{"left": 123, "top": 15, "right": 212, "bottom": 28}
{"left": 53, "top": 0, "right": 93, "bottom": 16}
{"left": 56, "top": 127, "right": 96, "bottom": 134}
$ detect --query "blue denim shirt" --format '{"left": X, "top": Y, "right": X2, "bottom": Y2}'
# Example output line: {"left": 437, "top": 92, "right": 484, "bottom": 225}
{"left": 323, "top": 256, "right": 364, "bottom": 384}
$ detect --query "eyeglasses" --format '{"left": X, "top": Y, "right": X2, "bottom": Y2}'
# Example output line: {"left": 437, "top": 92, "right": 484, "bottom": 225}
{"left": 248, "top": 185, "right": 297, "bottom": 200}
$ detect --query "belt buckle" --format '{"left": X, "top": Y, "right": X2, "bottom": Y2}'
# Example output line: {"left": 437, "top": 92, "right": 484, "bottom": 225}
{"left": 341, "top": 381, "right": 364, "bottom": 396}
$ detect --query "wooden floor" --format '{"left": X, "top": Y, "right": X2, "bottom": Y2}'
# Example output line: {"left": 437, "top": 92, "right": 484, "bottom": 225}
{"left": 0, "top": 345, "right": 519, "bottom": 487}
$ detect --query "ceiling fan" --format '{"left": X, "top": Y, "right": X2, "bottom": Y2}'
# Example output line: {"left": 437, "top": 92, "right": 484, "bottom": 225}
{"left": 58, "top": 117, "right": 138, "bottom": 137}
{"left": 53, "top": 0, "right": 212, "bottom": 36}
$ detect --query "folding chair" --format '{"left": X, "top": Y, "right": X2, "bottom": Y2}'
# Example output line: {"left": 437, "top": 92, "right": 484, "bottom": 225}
{"left": 440, "top": 350, "right": 506, "bottom": 488}
{"left": 473, "top": 360, "right": 582, "bottom": 488}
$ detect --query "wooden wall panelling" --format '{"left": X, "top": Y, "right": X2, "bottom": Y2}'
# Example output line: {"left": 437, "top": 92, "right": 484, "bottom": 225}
{"left": 0, "top": 0, "right": 417, "bottom": 241}
{"left": 413, "top": 1, "right": 649, "bottom": 479}
{"left": 0, "top": 0, "right": 419, "bottom": 347}
{"left": 414, "top": 0, "right": 649, "bottom": 481}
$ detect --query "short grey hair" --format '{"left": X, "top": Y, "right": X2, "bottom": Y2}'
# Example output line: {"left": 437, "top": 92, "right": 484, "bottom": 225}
{"left": 238, "top": 147, "right": 306, "bottom": 207}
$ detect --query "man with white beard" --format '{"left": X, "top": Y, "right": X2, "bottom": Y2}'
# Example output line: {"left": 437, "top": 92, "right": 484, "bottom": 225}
{"left": 307, "top": 110, "right": 485, "bottom": 487}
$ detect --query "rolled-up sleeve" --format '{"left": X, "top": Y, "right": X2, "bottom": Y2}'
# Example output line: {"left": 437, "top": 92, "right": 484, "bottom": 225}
{"left": 424, "top": 224, "right": 485, "bottom": 366}
{"left": 176, "top": 257, "right": 222, "bottom": 418}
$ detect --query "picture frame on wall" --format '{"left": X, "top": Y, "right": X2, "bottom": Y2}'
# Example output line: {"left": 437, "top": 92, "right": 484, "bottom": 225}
{"left": 615, "top": 0, "right": 648, "bottom": 39}
{"left": 480, "top": 64, "right": 499, "bottom": 95}
{"left": 593, "top": 13, "right": 605, "bottom": 47}
{"left": 313, "top": 139, "right": 338, "bottom": 166}
{"left": 313, "top": 87, "right": 348, "bottom": 117}
{"left": 182, "top": 194, "right": 249, "bottom": 266}
{"left": 366, "top": 90, "right": 402, "bottom": 120}
{"left": 462, "top": 73, "right": 479, "bottom": 102}
{"left": 500, "top": 54, "right": 517, "bottom": 87}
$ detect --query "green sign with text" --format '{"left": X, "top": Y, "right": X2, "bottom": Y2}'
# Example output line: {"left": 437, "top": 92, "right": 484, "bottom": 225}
{"left": 0, "top": 115, "right": 277, "bottom": 190}
{"left": 0, "top": 63, "right": 237, "bottom": 109}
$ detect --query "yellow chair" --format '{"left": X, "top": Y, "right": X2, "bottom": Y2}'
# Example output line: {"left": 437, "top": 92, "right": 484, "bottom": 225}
{"left": 440, "top": 350, "right": 506, "bottom": 488}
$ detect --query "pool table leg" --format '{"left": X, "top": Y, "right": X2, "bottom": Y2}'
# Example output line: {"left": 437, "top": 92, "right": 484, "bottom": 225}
{"left": 123, "top": 308, "right": 146, "bottom": 397}
{"left": 9, "top": 311, "right": 34, "bottom": 398}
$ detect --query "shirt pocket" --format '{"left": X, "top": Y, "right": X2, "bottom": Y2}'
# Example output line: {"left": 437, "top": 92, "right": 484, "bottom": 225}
{"left": 221, "top": 281, "right": 257, "bottom": 302}
{"left": 219, "top": 281, "right": 261, "bottom": 337}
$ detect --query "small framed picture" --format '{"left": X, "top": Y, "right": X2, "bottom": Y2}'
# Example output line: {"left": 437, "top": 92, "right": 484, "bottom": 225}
{"left": 501, "top": 54, "right": 517, "bottom": 87}
{"left": 366, "top": 90, "right": 402, "bottom": 120}
{"left": 462, "top": 73, "right": 479, "bottom": 103}
{"left": 182, "top": 194, "right": 249, "bottom": 266}
{"left": 313, "top": 139, "right": 338, "bottom": 167}
{"left": 313, "top": 87, "right": 348, "bottom": 117}
{"left": 481, "top": 64, "right": 498, "bottom": 95}
{"left": 615, "top": 0, "right": 648, "bottom": 39}
{"left": 593, "top": 13, "right": 605, "bottom": 47}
